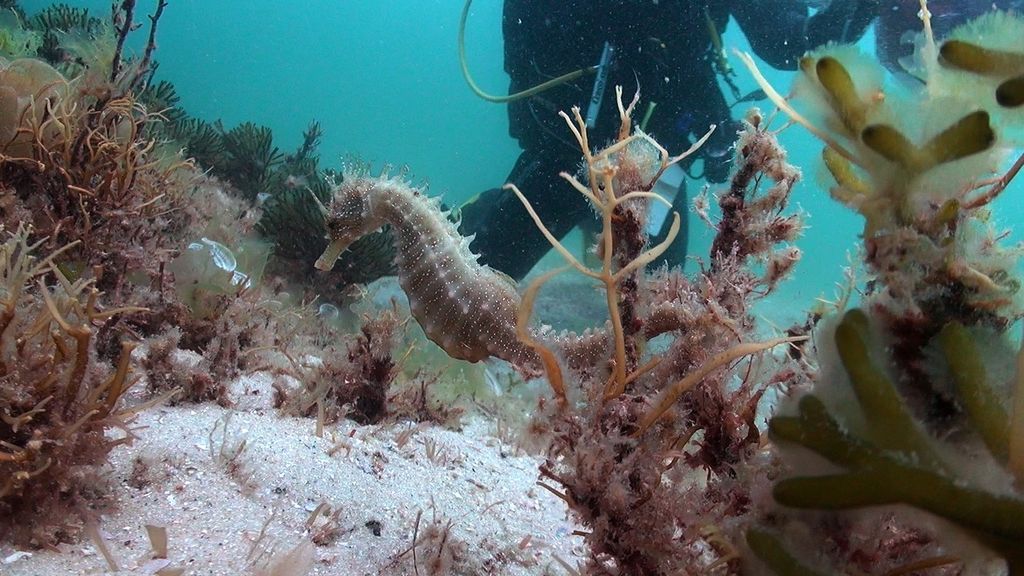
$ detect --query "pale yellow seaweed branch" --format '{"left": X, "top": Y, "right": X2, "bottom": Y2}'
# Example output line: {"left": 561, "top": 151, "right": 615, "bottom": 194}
{"left": 733, "top": 50, "right": 860, "bottom": 167}
{"left": 634, "top": 335, "right": 807, "bottom": 436}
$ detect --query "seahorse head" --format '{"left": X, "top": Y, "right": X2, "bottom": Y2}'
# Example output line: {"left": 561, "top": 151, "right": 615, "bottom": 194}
{"left": 314, "top": 175, "right": 389, "bottom": 271}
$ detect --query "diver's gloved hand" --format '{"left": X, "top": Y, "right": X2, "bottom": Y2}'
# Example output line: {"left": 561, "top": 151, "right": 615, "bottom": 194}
{"left": 702, "top": 119, "right": 742, "bottom": 184}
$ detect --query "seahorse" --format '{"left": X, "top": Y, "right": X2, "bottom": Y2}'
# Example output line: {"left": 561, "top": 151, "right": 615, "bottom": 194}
{"left": 314, "top": 170, "right": 541, "bottom": 372}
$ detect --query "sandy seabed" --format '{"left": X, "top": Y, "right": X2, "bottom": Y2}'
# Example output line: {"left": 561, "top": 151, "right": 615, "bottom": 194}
{"left": 0, "top": 385, "right": 580, "bottom": 576}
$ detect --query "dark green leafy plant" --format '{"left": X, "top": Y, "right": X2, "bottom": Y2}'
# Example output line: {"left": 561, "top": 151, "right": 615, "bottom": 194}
{"left": 174, "top": 117, "right": 225, "bottom": 170}
{"left": 216, "top": 122, "right": 283, "bottom": 200}
{"left": 258, "top": 177, "right": 332, "bottom": 262}
{"left": 140, "top": 78, "right": 186, "bottom": 127}
{"left": 30, "top": 4, "right": 100, "bottom": 35}
{"left": 29, "top": 3, "right": 102, "bottom": 68}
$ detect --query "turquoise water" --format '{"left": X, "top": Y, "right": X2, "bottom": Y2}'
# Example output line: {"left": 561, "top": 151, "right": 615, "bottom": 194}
{"left": 22, "top": 0, "right": 517, "bottom": 201}
{"left": 20, "top": 1, "right": 1016, "bottom": 316}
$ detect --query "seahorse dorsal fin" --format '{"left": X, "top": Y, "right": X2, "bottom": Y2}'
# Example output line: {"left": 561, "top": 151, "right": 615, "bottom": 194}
{"left": 490, "top": 267, "right": 518, "bottom": 288}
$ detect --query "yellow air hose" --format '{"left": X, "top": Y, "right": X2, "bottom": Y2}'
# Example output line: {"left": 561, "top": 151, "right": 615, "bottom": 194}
{"left": 458, "top": 0, "right": 600, "bottom": 103}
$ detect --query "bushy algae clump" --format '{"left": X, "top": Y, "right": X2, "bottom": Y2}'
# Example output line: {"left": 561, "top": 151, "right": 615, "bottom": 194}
{"left": 0, "top": 10, "right": 197, "bottom": 295}
{"left": 736, "top": 7, "right": 1024, "bottom": 574}
{"left": 317, "top": 85, "right": 809, "bottom": 573}
{"left": 0, "top": 225, "right": 150, "bottom": 546}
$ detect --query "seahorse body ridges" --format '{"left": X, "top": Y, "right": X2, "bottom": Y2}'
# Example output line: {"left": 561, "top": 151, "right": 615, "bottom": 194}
{"left": 315, "top": 171, "right": 541, "bottom": 371}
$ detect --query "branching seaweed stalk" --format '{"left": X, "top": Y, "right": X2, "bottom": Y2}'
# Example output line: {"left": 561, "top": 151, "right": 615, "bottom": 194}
{"left": 508, "top": 86, "right": 706, "bottom": 397}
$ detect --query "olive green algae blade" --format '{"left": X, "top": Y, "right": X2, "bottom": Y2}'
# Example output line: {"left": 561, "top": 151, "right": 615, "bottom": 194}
{"left": 747, "top": 529, "right": 826, "bottom": 576}
{"left": 815, "top": 56, "right": 867, "bottom": 135}
{"left": 940, "top": 40, "right": 1024, "bottom": 77}
{"left": 998, "top": 74, "right": 1024, "bottom": 107}
{"left": 834, "top": 309, "right": 943, "bottom": 466}
{"left": 769, "top": 394, "right": 881, "bottom": 470}
{"left": 939, "top": 321, "right": 1011, "bottom": 463}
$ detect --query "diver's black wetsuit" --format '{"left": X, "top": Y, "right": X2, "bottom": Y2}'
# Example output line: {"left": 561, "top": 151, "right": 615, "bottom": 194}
{"left": 459, "top": 0, "right": 879, "bottom": 280}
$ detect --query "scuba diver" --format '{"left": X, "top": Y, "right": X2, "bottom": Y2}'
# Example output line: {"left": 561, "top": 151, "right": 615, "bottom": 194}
{"left": 457, "top": 0, "right": 882, "bottom": 281}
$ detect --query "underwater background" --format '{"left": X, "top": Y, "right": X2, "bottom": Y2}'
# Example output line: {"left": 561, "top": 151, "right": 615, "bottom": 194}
{"left": 5, "top": 1, "right": 1024, "bottom": 573}
{"left": 18, "top": 0, "right": 906, "bottom": 314}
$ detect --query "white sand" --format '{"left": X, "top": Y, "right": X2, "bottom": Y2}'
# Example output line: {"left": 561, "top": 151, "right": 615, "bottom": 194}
{"left": 1, "top": 392, "right": 581, "bottom": 576}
